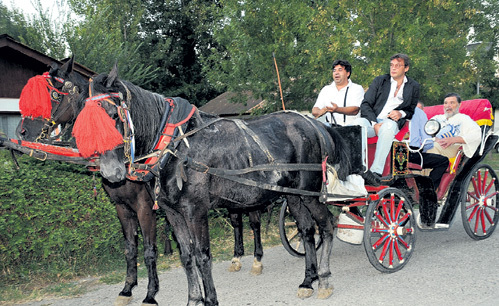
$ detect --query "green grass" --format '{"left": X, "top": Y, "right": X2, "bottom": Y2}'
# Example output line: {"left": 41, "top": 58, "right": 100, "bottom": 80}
{"left": 483, "top": 151, "right": 499, "bottom": 169}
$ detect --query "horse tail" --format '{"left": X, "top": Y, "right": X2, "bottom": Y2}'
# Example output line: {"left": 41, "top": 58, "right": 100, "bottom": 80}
{"left": 325, "top": 125, "right": 352, "bottom": 181}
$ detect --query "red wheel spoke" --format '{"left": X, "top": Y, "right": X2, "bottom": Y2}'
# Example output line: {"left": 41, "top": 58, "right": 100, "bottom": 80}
{"left": 390, "top": 194, "right": 395, "bottom": 222}
{"left": 389, "top": 239, "right": 394, "bottom": 267}
{"left": 378, "top": 237, "right": 391, "bottom": 263}
{"left": 372, "top": 233, "right": 389, "bottom": 250}
{"left": 477, "top": 170, "right": 482, "bottom": 194}
{"left": 467, "top": 205, "right": 479, "bottom": 222}
{"left": 397, "top": 212, "right": 410, "bottom": 226}
{"left": 484, "top": 208, "right": 494, "bottom": 224}
{"left": 393, "top": 239, "right": 403, "bottom": 261}
{"left": 374, "top": 210, "right": 390, "bottom": 228}
{"left": 472, "top": 176, "right": 479, "bottom": 197}
{"left": 482, "top": 170, "right": 489, "bottom": 194}
{"left": 484, "top": 178, "right": 496, "bottom": 195}
{"left": 467, "top": 192, "right": 480, "bottom": 203}
{"left": 483, "top": 191, "right": 499, "bottom": 203}
{"left": 394, "top": 198, "right": 405, "bottom": 221}
{"left": 396, "top": 235, "right": 410, "bottom": 249}
{"left": 382, "top": 200, "right": 392, "bottom": 224}
{"left": 480, "top": 209, "right": 487, "bottom": 234}
{"left": 474, "top": 209, "right": 480, "bottom": 233}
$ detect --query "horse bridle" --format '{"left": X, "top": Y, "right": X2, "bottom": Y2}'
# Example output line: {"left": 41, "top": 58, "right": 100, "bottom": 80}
{"left": 21, "top": 72, "right": 80, "bottom": 143}
{"left": 86, "top": 78, "right": 135, "bottom": 163}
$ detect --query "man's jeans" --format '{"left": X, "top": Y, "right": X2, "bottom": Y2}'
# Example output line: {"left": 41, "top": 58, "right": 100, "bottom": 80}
{"left": 354, "top": 118, "right": 399, "bottom": 175}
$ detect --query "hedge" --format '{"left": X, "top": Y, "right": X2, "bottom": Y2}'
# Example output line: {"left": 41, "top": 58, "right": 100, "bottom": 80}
{"left": 0, "top": 149, "right": 124, "bottom": 283}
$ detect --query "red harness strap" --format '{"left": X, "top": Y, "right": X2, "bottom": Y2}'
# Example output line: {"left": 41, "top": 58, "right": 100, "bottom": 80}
{"left": 127, "top": 106, "right": 197, "bottom": 181}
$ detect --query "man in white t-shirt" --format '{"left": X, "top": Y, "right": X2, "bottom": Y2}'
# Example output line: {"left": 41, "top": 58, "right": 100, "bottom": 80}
{"left": 312, "top": 59, "right": 365, "bottom": 126}
{"left": 428, "top": 93, "right": 481, "bottom": 159}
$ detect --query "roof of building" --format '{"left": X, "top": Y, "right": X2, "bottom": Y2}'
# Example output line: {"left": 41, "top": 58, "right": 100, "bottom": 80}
{"left": 0, "top": 33, "right": 95, "bottom": 78}
{"left": 200, "top": 91, "right": 265, "bottom": 117}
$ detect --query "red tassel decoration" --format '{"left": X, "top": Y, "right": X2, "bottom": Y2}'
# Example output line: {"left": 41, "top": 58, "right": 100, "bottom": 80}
{"left": 19, "top": 75, "right": 52, "bottom": 118}
{"left": 72, "top": 100, "right": 124, "bottom": 158}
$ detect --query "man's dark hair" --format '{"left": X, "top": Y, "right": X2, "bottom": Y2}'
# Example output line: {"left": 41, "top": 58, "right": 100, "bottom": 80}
{"left": 390, "top": 53, "right": 410, "bottom": 67}
{"left": 444, "top": 92, "right": 462, "bottom": 103}
{"left": 332, "top": 59, "right": 352, "bottom": 79}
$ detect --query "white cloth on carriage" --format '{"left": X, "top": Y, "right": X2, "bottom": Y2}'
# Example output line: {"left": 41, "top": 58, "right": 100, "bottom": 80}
{"left": 326, "top": 165, "right": 367, "bottom": 201}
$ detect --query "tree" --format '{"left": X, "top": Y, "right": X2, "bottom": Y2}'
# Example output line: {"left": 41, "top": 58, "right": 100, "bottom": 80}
{"left": 203, "top": 0, "right": 496, "bottom": 111}
{"left": 66, "top": 0, "right": 159, "bottom": 85}
{"left": 0, "top": 0, "right": 68, "bottom": 59}
{"left": 137, "top": 0, "right": 223, "bottom": 106}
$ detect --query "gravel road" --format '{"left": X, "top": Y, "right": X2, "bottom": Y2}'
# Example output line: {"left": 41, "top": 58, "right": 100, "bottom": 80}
{"left": 20, "top": 216, "right": 499, "bottom": 306}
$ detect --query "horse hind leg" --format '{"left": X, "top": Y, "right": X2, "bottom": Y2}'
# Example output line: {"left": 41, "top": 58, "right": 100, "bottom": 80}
{"left": 286, "top": 196, "right": 318, "bottom": 299}
{"left": 249, "top": 210, "right": 263, "bottom": 275}
{"left": 228, "top": 212, "right": 243, "bottom": 272}
{"left": 308, "top": 197, "right": 335, "bottom": 300}
{"left": 164, "top": 207, "right": 204, "bottom": 305}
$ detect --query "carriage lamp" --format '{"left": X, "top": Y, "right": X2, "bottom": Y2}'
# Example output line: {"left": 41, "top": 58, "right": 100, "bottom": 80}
{"left": 424, "top": 119, "right": 441, "bottom": 137}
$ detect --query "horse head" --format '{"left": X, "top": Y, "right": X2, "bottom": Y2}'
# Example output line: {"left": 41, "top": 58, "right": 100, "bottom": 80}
{"left": 16, "top": 56, "right": 84, "bottom": 143}
{"left": 72, "top": 64, "right": 130, "bottom": 183}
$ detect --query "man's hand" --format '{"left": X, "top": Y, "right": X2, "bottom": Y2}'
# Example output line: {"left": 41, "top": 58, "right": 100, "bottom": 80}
{"left": 388, "top": 110, "right": 402, "bottom": 121}
{"left": 435, "top": 136, "right": 462, "bottom": 149}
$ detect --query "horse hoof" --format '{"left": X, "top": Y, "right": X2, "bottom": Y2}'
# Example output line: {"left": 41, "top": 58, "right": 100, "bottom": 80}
{"left": 296, "top": 287, "right": 314, "bottom": 299}
{"left": 250, "top": 259, "right": 263, "bottom": 275}
{"left": 228, "top": 258, "right": 242, "bottom": 272}
{"left": 114, "top": 295, "right": 133, "bottom": 306}
{"left": 317, "top": 286, "right": 334, "bottom": 299}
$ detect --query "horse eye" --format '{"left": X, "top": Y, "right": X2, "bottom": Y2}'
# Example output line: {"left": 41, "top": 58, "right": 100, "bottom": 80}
{"left": 111, "top": 112, "right": 119, "bottom": 120}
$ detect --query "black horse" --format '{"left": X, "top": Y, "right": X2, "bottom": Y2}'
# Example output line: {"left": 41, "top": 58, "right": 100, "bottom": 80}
{"left": 70, "top": 65, "right": 351, "bottom": 305}
{"left": 16, "top": 60, "right": 270, "bottom": 305}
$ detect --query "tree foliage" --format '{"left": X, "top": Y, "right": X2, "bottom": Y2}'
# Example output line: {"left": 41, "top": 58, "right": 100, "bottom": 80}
{"left": 0, "top": 0, "right": 497, "bottom": 107}
{"left": 204, "top": 0, "right": 498, "bottom": 110}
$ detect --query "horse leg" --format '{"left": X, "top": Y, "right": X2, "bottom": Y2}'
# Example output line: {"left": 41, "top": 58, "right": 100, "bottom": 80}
{"left": 286, "top": 195, "right": 319, "bottom": 299}
{"left": 228, "top": 211, "right": 243, "bottom": 272}
{"left": 185, "top": 206, "right": 218, "bottom": 306}
{"left": 136, "top": 197, "right": 159, "bottom": 305}
{"left": 249, "top": 210, "right": 263, "bottom": 275}
{"left": 305, "top": 197, "right": 335, "bottom": 299}
{"left": 163, "top": 218, "right": 175, "bottom": 255}
{"left": 114, "top": 204, "right": 139, "bottom": 306}
{"left": 163, "top": 205, "right": 204, "bottom": 305}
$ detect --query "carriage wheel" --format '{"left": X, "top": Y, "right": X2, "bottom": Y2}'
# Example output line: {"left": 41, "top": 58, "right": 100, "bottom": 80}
{"left": 279, "top": 200, "right": 323, "bottom": 258}
{"left": 461, "top": 164, "right": 499, "bottom": 240}
{"left": 363, "top": 187, "right": 416, "bottom": 273}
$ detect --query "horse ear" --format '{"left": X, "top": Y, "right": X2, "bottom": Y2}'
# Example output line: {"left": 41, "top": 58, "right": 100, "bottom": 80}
{"left": 60, "top": 55, "right": 75, "bottom": 74}
{"left": 106, "top": 63, "right": 118, "bottom": 88}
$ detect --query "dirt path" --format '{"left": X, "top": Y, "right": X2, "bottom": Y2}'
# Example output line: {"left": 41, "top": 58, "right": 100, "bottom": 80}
{"left": 20, "top": 216, "right": 499, "bottom": 306}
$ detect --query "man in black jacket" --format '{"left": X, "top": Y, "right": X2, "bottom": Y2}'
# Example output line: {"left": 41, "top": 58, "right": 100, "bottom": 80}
{"left": 355, "top": 53, "right": 420, "bottom": 185}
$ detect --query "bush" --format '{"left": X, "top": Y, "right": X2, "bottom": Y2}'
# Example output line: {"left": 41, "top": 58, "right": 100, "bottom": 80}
{"left": 0, "top": 150, "right": 123, "bottom": 284}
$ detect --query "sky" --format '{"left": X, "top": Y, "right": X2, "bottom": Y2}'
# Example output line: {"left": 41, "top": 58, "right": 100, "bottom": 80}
{"left": 2, "top": 0, "right": 60, "bottom": 17}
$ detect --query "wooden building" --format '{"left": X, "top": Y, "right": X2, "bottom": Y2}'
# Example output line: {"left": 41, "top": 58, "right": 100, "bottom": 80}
{"left": 0, "top": 34, "right": 94, "bottom": 139}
